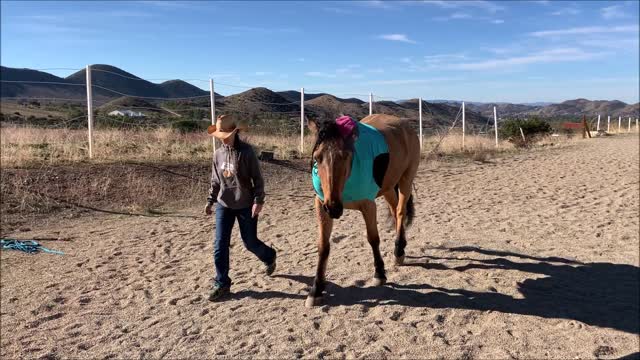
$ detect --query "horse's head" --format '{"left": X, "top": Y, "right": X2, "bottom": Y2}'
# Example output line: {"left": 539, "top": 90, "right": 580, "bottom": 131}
{"left": 309, "top": 116, "right": 357, "bottom": 219}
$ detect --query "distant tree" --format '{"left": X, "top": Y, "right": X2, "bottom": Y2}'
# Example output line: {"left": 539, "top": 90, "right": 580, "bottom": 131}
{"left": 499, "top": 117, "right": 552, "bottom": 147}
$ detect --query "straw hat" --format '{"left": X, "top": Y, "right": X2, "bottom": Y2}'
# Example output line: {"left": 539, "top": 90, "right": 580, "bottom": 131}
{"left": 207, "top": 114, "right": 248, "bottom": 140}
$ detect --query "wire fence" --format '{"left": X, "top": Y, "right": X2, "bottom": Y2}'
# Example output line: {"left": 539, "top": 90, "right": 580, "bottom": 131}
{"left": 2, "top": 65, "right": 639, "bottom": 161}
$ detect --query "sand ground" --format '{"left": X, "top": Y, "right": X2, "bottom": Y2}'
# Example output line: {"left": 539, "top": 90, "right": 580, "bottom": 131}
{"left": 1, "top": 136, "right": 639, "bottom": 359}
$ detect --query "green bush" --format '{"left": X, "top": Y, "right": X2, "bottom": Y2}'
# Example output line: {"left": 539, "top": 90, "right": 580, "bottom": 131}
{"left": 499, "top": 118, "right": 552, "bottom": 147}
{"left": 171, "top": 120, "right": 207, "bottom": 133}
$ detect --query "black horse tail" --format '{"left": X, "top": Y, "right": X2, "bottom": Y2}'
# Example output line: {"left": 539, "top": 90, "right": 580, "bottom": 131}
{"left": 395, "top": 185, "right": 415, "bottom": 228}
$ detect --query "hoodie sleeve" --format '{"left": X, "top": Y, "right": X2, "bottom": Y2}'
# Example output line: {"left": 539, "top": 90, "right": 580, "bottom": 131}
{"left": 248, "top": 147, "right": 265, "bottom": 204}
{"left": 207, "top": 154, "right": 221, "bottom": 205}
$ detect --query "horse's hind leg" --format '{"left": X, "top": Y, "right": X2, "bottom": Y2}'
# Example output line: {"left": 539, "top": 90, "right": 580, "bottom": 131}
{"left": 306, "top": 197, "right": 333, "bottom": 308}
{"left": 383, "top": 189, "right": 398, "bottom": 229}
{"left": 394, "top": 177, "right": 414, "bottom": 265}
{"left": 360, "top": 200, "right": 386, "bottom": 286}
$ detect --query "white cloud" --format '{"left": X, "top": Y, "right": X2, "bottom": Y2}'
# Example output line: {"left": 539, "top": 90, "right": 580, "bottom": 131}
{"left": 421, "top": 1, "right": 505, "bottom": 13}
{"left": 362, "top": 0, "right": 393, "bottom": 9}
{"left": 579, "top": 38, "right": 640, "bottom": 50}
{"left": 254, "top": 72, "right": 273, "bottom": 76}
{"left": 424, "top": 53, "right": 467, "bottom": 63}
{"left": 449, "top": 48, "right": 603, "bottom": 70}
{"left": 209, "top": 73, "right": 237, "bottom": 79}
{"left": 322, "top": 7, "right": 352, "bottom": 14}
{"left": 601, "top": 5, "right": 628, "bottom": 19}
{"left": 398, "top": 54, "right": 468, "bottom": 72}
{"left": 368, "top": 68, "right": 385, "bottom": 73}
{"left": 432, "top": 12, "right": 473, "bottom": 21}
{"left": 229, "top": 26, "right": 299, "bottom": 34}
{"left": 305, "top": 72, "right": 337, "bottom": 78}
{"left": 136, "top": 1, "right": 197, "bottom": 8}
{"left": 550, "top": 7, "right": 581, "bottom": 16}
{"left": 306, "top": 66, "right": 367, "bottom": 80}
{"left": 366, "top": 77, "right": 461, "bottom": 85}
{"left": 491, "top": 19, "right": 505, "bottom": 24}
{"left": 451, "top": 12, "right": 472, "bottom": 19}
{"left": 530, "top": 25, "right": 639, "bottom": 37}
{"left": 379, "top": 34, "right": 416, "bottom": 43}
{"left": 420, "top": 0, "right": 454, "bottom": 8}
{"left": 484, "top": 44, "right": 525, "bottom": 55}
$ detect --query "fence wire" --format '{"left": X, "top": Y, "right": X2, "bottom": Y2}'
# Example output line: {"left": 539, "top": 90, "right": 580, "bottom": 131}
{"left": 4, "top": 74, "right": 638, "bottom": 163}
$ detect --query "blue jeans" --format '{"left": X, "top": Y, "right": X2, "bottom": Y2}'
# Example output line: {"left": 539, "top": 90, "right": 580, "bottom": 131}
{"left": 214, "top": 203, "right": 275, "bottom": 288}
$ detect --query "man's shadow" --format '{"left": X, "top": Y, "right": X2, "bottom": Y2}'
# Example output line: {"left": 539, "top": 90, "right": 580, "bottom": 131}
{"left": 234, "top": 246, "right": 639, "bottom": 334}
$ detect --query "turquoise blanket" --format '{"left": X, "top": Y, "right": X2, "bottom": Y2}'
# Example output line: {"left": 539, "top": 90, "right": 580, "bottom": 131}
{"left": 313, "top": 122, "right": 389, "bottom": 202}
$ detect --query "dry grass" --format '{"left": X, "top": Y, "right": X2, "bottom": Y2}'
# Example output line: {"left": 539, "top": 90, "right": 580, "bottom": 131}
{"left": 2, "top": 125, "right": 614, "bottom": 168}
{"left": 1, "top": 126, "right": 211, "bottom": 167}
{"left": 422, "top": 132, "right": 515, "bottom": 162}
{"left": 0, "top": 126, "right": 318, "bottom": 167}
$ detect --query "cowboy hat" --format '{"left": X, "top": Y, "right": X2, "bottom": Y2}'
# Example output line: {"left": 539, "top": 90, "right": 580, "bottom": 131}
{"left": 207, "top": 114, "right": 248, "bottom": 140}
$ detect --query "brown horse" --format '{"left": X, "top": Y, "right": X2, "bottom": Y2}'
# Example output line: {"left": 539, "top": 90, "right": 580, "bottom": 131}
{"left": 306, "top": 114, "right": 420, "bottom": 307}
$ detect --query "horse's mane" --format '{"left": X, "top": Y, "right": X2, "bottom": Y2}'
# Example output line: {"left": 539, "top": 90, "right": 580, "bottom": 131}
{"left": 310, "top": 117, "right": 358, "bottom": 168}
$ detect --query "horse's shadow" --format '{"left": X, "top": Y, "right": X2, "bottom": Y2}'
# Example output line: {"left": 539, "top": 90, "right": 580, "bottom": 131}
{"left": 234, "top": 246, "right": 639, "bottom": 334}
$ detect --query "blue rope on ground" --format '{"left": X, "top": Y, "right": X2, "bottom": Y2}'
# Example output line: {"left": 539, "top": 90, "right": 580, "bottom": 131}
{"left": 0, "top": 239, "right": 63, "bottom": 255}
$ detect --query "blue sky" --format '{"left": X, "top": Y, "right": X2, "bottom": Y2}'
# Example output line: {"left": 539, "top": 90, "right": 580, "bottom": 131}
{"left": 1, "top": 0, "right": 639, "bottom": 103}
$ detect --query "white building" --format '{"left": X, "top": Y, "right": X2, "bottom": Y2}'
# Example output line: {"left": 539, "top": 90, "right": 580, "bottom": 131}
{"left": 108, "top": 110, "right": 145, "bottom": 117}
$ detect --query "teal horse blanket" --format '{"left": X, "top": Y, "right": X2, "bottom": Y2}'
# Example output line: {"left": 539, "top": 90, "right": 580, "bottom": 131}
{"left": 312, "top": 122, "right": 389, "bottom": 202}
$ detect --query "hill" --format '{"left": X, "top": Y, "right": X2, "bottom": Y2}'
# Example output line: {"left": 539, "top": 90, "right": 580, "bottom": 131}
{"left": 466, "top": 103, "right": 542, "bottom": 118}
{"left": 2, "top": 65, "right": 636, "bottom": 125}
{"left": 1, "top": 65, "right": 215, "bottom": 101}
{"left": 617, "top": 103, "right": 640, "bottom": 118}
{"left": 400, "top": 99, "right": 488, "bottom": 127}
{"left": 0, "top": 66, "right": 85, "bottom": 99}
{"left": 277, "top": 90, "right": 328, "bottom": 103}
{"left": 529, "top": 99, "right": 629, "bottom": 118}
{"left": 221, "top": 87, "right": 300, "bottom": 115}
{"left": 304, "top": 94, "right": 367, "bottom": 119}
{"left": 159, "top": 80, "right": 209, "bottom": 98}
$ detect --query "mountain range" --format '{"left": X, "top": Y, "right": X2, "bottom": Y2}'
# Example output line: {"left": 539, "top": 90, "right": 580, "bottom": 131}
{"left": 1, "top": 65, "right": 638, "bottom": 123}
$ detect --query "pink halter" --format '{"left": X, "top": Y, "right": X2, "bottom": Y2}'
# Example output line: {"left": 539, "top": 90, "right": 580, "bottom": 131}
{"left": 335, "top": 115, "right": 357, "bottom": 139}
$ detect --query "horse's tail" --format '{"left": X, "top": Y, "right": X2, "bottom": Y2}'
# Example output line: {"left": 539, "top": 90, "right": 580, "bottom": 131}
{"left": 394, "top": 185, "right": 415, "bottom": 228}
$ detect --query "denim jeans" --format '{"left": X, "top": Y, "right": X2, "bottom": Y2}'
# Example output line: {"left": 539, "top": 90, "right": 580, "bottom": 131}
{"left": 214, "top": 203, "right": 275, "bottom": 288}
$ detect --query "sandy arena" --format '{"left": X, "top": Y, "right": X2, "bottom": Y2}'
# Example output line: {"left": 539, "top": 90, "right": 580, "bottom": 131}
{"left": 1, "top": 136, "right": 638, "bottom": 359}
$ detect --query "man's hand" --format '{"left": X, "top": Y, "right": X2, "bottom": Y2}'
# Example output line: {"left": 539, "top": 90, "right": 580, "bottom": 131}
{"left": 252, "top": 203, "right": 263, "bottom": 218}
{"left": 205, "top": 203, "right": 213, "bottom": 216}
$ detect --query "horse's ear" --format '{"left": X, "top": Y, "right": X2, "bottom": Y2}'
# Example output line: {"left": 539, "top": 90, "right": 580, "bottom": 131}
{"left": 307, "top": 117, "right": 318, "bottom": 134}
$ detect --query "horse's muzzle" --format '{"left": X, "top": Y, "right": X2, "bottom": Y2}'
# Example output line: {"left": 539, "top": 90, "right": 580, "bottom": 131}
{"left": 323, "top": 203, "right": 344, "bottom": 219}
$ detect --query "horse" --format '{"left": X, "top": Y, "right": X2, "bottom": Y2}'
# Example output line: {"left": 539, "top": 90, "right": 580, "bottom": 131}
{"left": 306, "top": 114, "right": 420, "bottom": 307}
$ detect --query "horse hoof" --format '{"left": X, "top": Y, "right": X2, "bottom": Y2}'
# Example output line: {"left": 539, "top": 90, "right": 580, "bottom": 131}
{"left": 372, "top": 277, "right": 386, "bottom": 286}
{"left": 305, "top": 296, "right": 323, "bottom": 308}
{"left": 394, "top": 255, "right": 405, "bottom": 266}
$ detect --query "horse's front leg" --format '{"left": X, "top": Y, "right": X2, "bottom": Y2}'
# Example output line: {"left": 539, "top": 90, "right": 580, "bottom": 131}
{"left": 360, "top": 200, "right": 386, "bottom": 286}
{"left": 306, "top": 197, "right": 334, "bottom": 307}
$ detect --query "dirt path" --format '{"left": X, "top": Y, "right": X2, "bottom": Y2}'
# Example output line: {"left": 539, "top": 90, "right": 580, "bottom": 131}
{"left": 1, "top": 136, "right": 638, "bottom": 359}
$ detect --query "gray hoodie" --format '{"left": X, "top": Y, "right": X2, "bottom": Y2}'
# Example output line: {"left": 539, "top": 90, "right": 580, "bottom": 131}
{"left": 207, "top": 141, "right": 265, "bottom": 209}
